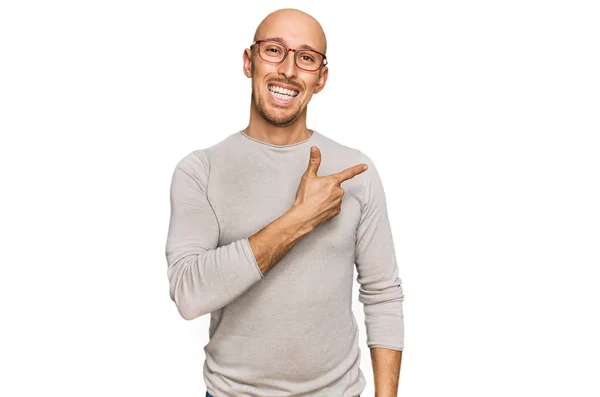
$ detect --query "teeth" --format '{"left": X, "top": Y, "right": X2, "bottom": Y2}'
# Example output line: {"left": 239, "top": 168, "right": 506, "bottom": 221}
{"left": 273, "top": 92, "right": 292, "bottom": 100}
{"left": 268, "top": 85, "right": 298, "bottom": 97}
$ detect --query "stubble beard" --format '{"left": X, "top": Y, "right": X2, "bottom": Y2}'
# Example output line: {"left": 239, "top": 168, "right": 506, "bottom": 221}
{"left": 253, "top": 87, "right": 303, "bottom": 128}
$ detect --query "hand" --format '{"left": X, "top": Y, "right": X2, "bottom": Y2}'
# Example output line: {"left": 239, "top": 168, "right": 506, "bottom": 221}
{"left": 292, "top": 146, "right": 368, "bottom": 229}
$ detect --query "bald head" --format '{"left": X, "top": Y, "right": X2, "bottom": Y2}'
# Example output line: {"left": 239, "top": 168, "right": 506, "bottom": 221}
{"left": 253, "top": 8, "right": 327, "bottom": 55}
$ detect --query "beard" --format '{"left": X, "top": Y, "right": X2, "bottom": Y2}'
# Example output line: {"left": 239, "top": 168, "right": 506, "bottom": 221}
{"left": 252, "top": 86, "right": 304, "bottom": 128}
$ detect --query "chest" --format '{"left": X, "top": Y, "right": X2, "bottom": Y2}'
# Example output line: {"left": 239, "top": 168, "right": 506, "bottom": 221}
{"left": 206, "top": 158, "right": 363, "bottom": 258}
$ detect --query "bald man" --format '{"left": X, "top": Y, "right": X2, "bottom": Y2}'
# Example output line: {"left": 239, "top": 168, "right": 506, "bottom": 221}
{"left": 166, "top": 8, "right": 404, "bottom": 397}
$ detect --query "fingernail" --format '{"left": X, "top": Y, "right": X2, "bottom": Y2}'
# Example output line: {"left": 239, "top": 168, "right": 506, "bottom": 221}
{"left": 363, "top": 165, "right": 368, "bottom": 170}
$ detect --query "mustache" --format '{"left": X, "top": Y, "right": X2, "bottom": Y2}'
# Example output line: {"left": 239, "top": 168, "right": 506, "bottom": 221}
{"left": 268, "top": 79, "right": 302, "bottom": 91}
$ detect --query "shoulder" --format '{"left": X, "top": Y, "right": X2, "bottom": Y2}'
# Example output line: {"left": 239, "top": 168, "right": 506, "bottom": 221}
{"left": 171, "top": 131, "right": 241, "bottom": 176}
{"left": 314, "top": 131, "right": 381, "bottom": 177}
{"left": 312, "top": 130, "right": 365, "bottom": 170}
{"left": 174, "top": 149, "right": 208, "bottom": 177}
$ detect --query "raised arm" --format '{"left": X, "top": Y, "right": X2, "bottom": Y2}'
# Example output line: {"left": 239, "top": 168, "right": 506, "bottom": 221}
{"left": 166, "top": 147, "right": 368, "bottom": 321}
{"left": 252, "top": 146, "right": 369, "bottom": 274}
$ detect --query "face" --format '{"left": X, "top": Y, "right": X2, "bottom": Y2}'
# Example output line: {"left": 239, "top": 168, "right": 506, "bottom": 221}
{"left": 243, "top": 13, "right": 328, "bottom": 127}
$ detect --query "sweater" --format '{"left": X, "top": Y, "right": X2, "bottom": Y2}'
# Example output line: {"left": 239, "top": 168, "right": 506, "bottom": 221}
{"left": 165, "top": 129, "right": 404, "bottom": 397}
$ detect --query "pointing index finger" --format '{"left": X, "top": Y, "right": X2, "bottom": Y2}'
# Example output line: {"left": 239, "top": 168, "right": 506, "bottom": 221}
{"left": 335, "top": 163, "right": 368, "bottom": 184}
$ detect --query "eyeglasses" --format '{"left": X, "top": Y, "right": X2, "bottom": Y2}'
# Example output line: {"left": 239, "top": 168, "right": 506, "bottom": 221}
{"left": 250, "top": 40, "right": 328, "bottom": 72}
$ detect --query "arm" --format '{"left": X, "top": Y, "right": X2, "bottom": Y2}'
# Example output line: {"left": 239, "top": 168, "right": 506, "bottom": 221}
{"left": 354, "top": 151, "right": 405, "bottom": 395}
{"left": 251, "top": 145, "right": 370, "bottom": 274}
{"left": 248, "top": 208, "right": 314, "bottom": 274}
{"left": 165, "top": 151, "right": 312, "bottom": 320}
{"left": 371, "top": 348, "right": 402, "bottom": 397}
{"left": 166, "top": 147, "right": 366, "bottom": 320}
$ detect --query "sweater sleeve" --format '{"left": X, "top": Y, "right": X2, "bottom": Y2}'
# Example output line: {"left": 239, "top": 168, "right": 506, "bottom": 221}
{"left": 165, "top": 150, "right": 264, "bottom": 320}
{"left": 354, "top": 151, "right": 405, "bottom": 351}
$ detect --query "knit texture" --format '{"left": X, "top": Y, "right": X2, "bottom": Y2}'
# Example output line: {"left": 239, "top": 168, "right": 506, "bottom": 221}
{"left": 166, "top": 130, "right": 404, "bottom": 397}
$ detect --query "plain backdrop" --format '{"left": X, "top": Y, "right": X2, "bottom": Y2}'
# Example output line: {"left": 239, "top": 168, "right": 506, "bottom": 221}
{"left": 1, "top": 0, "right": 599, "bottom": 396}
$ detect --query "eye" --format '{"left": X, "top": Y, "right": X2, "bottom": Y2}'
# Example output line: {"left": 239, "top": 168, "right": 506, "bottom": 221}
{"left": 263, "top": 44, "right": 284, "bottom": 54}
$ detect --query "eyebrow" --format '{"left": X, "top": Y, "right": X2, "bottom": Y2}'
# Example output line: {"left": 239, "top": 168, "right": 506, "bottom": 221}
{"left": 261, "top": 37, "right": 320, "bottom": 52}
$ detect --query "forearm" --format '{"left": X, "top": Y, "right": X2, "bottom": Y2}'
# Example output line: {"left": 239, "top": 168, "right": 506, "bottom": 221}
{"left": 370, "top": 347, "right": 402, "bottom": 397}
{"left": 248, "top": 205, "right": 314, "bottom": 275}
{"left": 168, "top": 205, "right": 313, "bottom": 320}
{"left": 168, "top": 239, "right": 263, "bottom": 320}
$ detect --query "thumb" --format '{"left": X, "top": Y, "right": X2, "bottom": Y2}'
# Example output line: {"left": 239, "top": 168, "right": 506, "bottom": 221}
{"left": 305, "top": 146, "right": 321, "bottom": 177}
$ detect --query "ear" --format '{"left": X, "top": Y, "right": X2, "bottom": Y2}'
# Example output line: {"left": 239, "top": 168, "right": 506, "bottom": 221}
{"left": 313, "top": 66, "right": 328, "bottom": 94}
{"left": 243, "top": 48, "right": 253, "bottom": 78}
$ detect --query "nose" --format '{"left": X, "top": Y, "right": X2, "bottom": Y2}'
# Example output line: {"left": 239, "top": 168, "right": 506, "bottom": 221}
{"left": 277, "top": 49, "right": 298, "bottom": 79}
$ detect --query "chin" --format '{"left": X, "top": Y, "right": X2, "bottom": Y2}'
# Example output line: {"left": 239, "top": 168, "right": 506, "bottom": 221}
{"left": 257, "top": 99, "right": 302, "bottom": 127}
{"left": 264, "top": 113, "right": 299, "bottom": 127}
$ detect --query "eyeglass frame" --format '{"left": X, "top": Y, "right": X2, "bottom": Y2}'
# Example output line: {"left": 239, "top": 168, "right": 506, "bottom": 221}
{"left": 250, "top": 39, "right": 328, "bottom": 72}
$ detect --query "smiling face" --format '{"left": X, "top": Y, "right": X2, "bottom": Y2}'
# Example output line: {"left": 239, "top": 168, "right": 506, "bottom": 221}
{"left": 243, "top": 9, "right": 329, "bottom": 128}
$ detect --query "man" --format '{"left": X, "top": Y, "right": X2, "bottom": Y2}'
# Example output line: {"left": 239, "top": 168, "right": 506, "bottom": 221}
{"left": 165, "top": 8, "right": 404, "bottom": 397}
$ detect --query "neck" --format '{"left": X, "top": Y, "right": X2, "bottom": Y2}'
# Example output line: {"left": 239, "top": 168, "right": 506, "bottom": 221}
{"left": 244, "top": 104, "right": 312, "bottom": 146}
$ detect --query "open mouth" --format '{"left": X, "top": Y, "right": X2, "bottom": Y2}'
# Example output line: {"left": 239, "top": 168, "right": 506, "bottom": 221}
{"left": 268, "top": 84, "right": 299, "bottom": 102}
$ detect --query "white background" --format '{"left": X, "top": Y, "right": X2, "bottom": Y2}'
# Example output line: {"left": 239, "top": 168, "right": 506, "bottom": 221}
{"left": 1, "top": 0, "right": 599, "bottom": 396}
